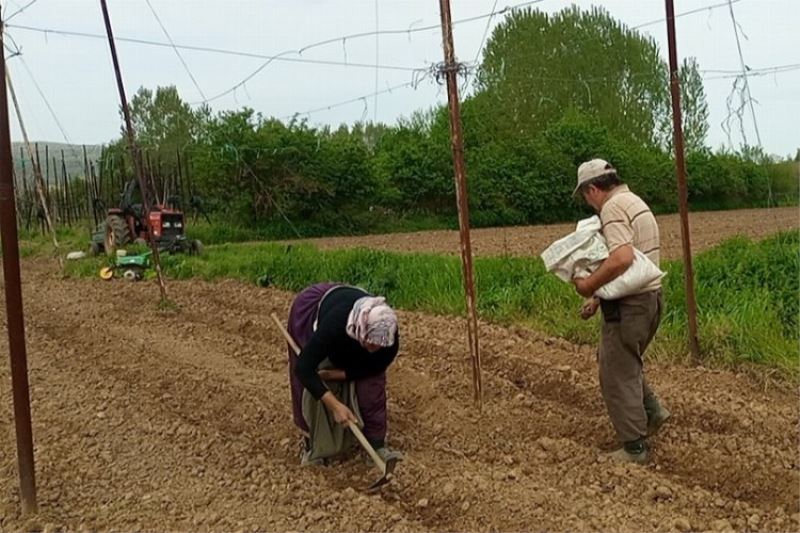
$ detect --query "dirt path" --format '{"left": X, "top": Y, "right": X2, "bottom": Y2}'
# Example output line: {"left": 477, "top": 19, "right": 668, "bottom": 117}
{"left": 284, "top": 207, "right": 799, "bottom": 258}
{"left": 0, "top": 262, "right": 797, "bottom": 532}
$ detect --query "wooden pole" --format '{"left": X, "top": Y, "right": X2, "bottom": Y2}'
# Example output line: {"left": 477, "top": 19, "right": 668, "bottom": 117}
{"left": 61, "top": 151, "right": 72, "bottom": 225}
{"left": 90, "top": 161, "right": 98, "bottom": 211}
{"left": 19, "top": 146, "right": 31, "bottom": 230}
{"left": 437, "top": 0, "right": 482, "bottom": 408}
{"left": 52, "top": 156, "right": 60, "bottom": 225}
{"left": 176, "top": 148, "right": 184, "bottom": 206}
{"left": 0, "top": 9, "right": 38, "bottom": 515}
{"left": 83, "top": 145, "right": 95, "bottom": 225}
{"left": 665, "top": 0, "right": 701, "bottom": 362}
{"left": 45, "top": 146, "right": 53, "bottom": 223}
{"left": 100, "top": 0, "right": 168, "bottom": 301}
{"left": 6, "top": 71, "right": 59, "bottom": 250}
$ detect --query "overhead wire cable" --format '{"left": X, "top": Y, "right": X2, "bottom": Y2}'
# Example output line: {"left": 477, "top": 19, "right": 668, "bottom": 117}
{"left": 373, "top": 0, "right": 379, "bottom": 123}
{"left": 4, "top": 0, "right": 37, "bottom": 23}
{"left": 631, "top": 0, "right": 742, "bottom": 29}
{"left": 726, "top": 0, "right": 762, "bottom": 146}
{"left": 144, "top": 0, "right": 207, "bottom": 101}
{"left": 189, "top": 0, "right": 547, "bottom": 104}
{"left": 461, "top": 0, "right": 499, "bottom": 94}
{"left": 4, "top": 23, "right": 420, "bottom": 73}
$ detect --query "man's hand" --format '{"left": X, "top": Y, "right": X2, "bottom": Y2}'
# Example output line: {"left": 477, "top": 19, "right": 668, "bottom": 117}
{"left": 580, "top": 297, "right": 600, "bottom": 320}
{"left": 573, "top": 277, "right": 594, "bottom": 298}
{"left": 572, "top": 244, "right": 635, "bottom": 298}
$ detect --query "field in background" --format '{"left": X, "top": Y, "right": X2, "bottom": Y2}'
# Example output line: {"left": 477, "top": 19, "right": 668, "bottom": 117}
{"left": 277, "top": 206, "right": 799, "bottom": 259}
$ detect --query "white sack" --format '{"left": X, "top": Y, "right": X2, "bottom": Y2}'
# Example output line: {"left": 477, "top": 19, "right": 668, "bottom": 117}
{"left": 541, "top": 215, "right": 665, "bottom": 300}
{"left": 573, "top": 248, "right": 665, "bottom": 300}
{"left": 540, "top": 216, "right": 607, "bottom": 282}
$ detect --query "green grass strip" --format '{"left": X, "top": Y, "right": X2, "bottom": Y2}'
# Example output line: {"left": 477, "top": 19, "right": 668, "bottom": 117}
{"left": 60, "top": 231, "right": 799, "bottom": 375}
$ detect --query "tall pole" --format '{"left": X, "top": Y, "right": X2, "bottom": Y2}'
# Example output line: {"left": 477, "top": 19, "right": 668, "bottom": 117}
{"left": 6, "top": 70, "right": 59, "bottom": 252}
{"left": 665, "top": 0, "right": 701, "bottom": 363}
{"left": 19, "top": 146, "right": 31, "bottom": 230}
{"left": 83, "top": 145, "right": 96, "bottom": 226}
{"left": 437, "top": 0, "right": 482, "bottom": 408}
{"left": 52, "top": 156, "right": 59, "bottom": 224}
{"left": 61, "top": 150, "right": 71, "bottom": 226}
{"left": 0, "top": 8, "right": 38, "bottom": 515}
{"left": 176, "top": 147, "right": 184, "bottom": 206}
{"left": 99, "top": 0, "right": 168, "bottom": 301}
{"left": 44, "top": 145, "right": 52, "bottom": 223}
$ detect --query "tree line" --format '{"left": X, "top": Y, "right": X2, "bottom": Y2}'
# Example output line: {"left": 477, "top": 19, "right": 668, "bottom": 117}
{"left": 89, "top": 6, "right": 796, "bottom": 238}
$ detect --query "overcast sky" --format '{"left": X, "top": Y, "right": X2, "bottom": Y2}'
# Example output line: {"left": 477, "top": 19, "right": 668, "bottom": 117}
{"left": 3, "top": 0, "right": 798, "bottom": 156}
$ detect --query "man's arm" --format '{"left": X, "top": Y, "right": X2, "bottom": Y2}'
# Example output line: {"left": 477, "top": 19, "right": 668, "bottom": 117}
{"left": 573, "top": 244, "right": 634, "bottom": 297}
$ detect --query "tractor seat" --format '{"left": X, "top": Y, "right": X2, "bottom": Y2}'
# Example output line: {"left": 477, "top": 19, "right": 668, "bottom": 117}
{"left": 129, "top": 204, "right": 144, "bottom": 219}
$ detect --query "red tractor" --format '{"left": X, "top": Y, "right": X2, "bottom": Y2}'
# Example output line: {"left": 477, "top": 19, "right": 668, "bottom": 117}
{"left": 91, "top": 179, "right": 203, "bottom": 256}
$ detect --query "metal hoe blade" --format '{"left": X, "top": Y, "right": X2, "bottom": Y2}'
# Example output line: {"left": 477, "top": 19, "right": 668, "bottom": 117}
{"left": 367, "top": 457, "right": 399, "bottom": 491}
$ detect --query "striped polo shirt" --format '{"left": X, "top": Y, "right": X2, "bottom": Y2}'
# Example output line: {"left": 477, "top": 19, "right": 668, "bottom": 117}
{"left": 599, "top": 184, "right": 661, "bottom": 291}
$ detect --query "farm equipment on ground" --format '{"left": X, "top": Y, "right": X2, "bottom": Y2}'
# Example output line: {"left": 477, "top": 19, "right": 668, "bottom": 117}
{"left": 90, "top": 179, "right": 203, "bottom": 257}
{"left": 99, "top": 251, "right": 151, "bottom": 282}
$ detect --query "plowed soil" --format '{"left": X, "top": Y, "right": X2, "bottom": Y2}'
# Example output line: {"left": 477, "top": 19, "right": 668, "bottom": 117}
{"left": 0, "top": 260, "right": 797, "bottom": 532}
{"left": 285, "top": 207, "right": 799, "bottom": 258}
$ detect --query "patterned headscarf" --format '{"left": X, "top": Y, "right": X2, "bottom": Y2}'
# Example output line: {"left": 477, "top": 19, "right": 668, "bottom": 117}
{"left": 346, "top": 296, "right": 398, "bottom": 348}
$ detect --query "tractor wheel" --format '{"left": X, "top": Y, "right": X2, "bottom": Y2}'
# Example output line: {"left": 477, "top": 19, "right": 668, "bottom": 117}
{"left": 104, "top": 215, "right": 131, "bottom": 257}
{"left": 190, "top": 239, "right": 204, "bottom": 256}
{"left": 122, "top": 266, "right": 144, "bottom": 282}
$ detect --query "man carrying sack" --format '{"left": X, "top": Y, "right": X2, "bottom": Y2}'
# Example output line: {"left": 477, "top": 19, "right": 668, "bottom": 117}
{"left": 571, "top": 159, "right": 671, "bottom": 464}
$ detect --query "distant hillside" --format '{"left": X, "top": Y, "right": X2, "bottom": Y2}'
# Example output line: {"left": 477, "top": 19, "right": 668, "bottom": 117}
{"left": 11, "top": 142, "right": 104, "bottom": 183}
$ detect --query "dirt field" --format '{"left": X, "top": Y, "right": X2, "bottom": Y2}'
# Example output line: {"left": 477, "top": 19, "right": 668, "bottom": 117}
{"left": 0, "top": 260, "right": 797, "bottom": 532}
{"left": 286, "top": 207, "right": 799, "bottom": 258}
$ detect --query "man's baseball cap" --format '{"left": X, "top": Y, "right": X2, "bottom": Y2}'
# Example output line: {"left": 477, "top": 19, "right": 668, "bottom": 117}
{"left": 573, "top": 159, "right": 616, "bottom": 196}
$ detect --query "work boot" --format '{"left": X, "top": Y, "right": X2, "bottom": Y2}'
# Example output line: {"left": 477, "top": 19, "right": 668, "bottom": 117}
{"left": 299, "top": 437, "right": 324, "bottom": 467}
{"left": 645, "top": 396, "right": 671, "bottom": 437}
{"left": 366, "top": 446, "right": 404, "bottom": 466}
{"left": 300, "top": 449, "right": 324, "bottom": 467}
{"left": 604, "top": 439, "right": 648, "bottom": 465}
{"left": 605, "top": 447, "right": 648, "bottom": 465}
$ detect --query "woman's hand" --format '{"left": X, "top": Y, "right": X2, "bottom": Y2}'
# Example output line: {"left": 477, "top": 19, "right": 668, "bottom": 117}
{"left": 331, "top": 403, "right": 358, "bottom": 425}
{"left": 321, "top": 392, "right": 358, "bottom": 425}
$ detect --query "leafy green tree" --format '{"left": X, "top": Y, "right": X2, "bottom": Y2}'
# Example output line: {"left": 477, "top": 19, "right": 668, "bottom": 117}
{"left": 127, "top": 85, "right": 208, "bottom": 169}
{"left": 678, "top": 57, "right": 709, "bottom": 153}
{"left": 474, "top": 5, "right": 709, "bottom": 153}
{"left": 475, "top": 6, "right": 670, "bottom": 146}
{"left": 372, "top": 108, "right": 454, "bottom": 213}
{"left": 661, "top": 57, "right": 710, "bottom": 153}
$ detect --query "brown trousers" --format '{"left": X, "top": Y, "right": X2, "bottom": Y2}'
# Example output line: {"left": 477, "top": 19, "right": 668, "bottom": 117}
{"left": 599, "top": 290, "right": 662, "bottom": 443}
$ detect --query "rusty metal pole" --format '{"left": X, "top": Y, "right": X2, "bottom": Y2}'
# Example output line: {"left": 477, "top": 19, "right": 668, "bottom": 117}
{"left": 0, "top": 9, "right": 38, "bottom": 516}
{"left": 437, "top": 0, "right": 482, "bottom": 408}
{"left": 99, "top": 0, "right": 168, "bottom": 302}
{"left": 665, "top": 0, "right": 701, "bottom": 363}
